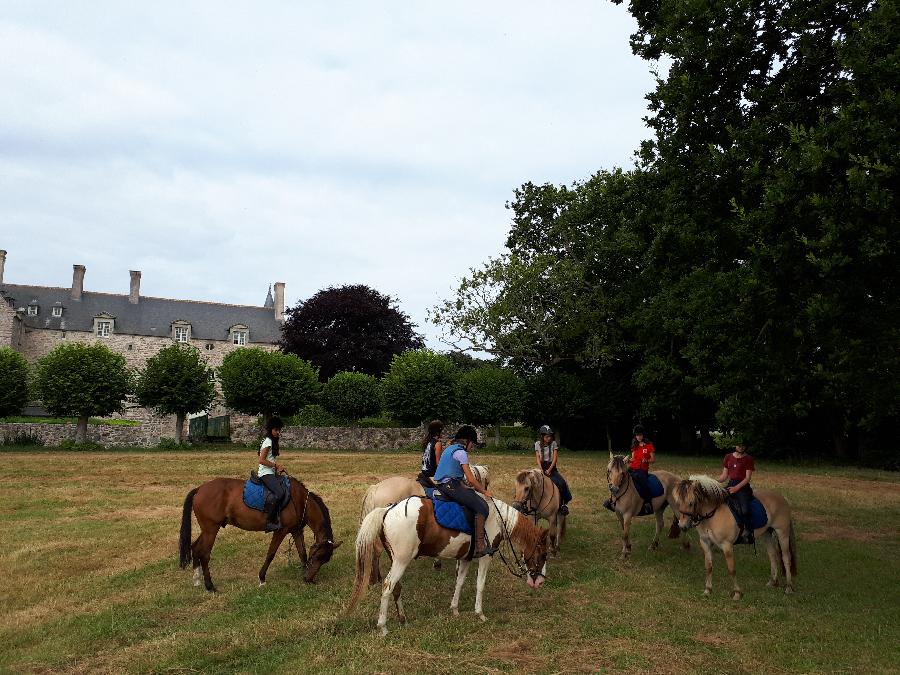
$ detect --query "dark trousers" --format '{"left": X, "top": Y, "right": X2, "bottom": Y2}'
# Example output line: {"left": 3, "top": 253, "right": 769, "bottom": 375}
{"left": 260, "top": 474, "right": 285, "bottom": 520}
{"left": 541, "top": 463, "right": 572, "bottom": 504}
{"left": 416, "top": 470, "right": 436, "bottom": 490}
{"left": 729, "top": 480, "right": 754, "bottom": 532}
{"left": 439, "top": 479, "right": 489, "bottom": 518}
{"left": 630, "top": 469, "right": 651, "bottom": 501}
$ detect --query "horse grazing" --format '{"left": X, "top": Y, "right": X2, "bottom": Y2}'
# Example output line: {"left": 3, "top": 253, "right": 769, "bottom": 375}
{"left": 178, "top": 477, "right": 341, "bottom": 591}
{"left": 348, "top": 495, "right": 549, "bottom": 636}
{"left": 357, "top": 465, "right": 490, "bottom": 581}
{"left": 605, "top": 453, "right": 686, "bottom": 557}
{"left": 512, "top": 468, "right": 567, "bottom": 555}
{"left": 673, "top": 475, "right": 797, "bottom": 599}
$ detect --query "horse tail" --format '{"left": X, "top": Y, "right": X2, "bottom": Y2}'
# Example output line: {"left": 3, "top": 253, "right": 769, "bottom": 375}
{"left": 359, "top": 484, "right": 377, "bottom": 525}
{"left": 788, "top": 519, "right": 798, "bottom": 576}
{"left": 348, "top": 506, "right": 389, "bottom": 612}
{"left": 179, "top": 487, "right": 199, "bottom": 569}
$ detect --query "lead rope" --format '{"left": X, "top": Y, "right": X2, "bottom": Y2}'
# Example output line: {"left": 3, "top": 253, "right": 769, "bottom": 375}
{"left": 490, "top": 499, "right": 528, "bottom": 579}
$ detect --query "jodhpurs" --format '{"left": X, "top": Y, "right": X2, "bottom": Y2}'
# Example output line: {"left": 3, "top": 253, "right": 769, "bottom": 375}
{"left": 629, "top": 469, "right": 651, "bottom": 502}
{"left": 260, "top": 474, "right": 285, "bottom": 518}
{"left": 729, "top": 480, "right": 754, "bottom": 532}
{"left": 439, "top": 479, "right": 489, "bottom": 519}
{"left": 541, "top": 462, "right": 572, "bottom": 504}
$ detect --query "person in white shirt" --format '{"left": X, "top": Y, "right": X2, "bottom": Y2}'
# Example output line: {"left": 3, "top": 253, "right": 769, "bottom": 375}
{"left": 257, "top": 416, "right": 286, "bottom": 531}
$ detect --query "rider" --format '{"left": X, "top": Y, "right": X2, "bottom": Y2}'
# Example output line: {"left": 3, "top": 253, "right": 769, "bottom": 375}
{"left": 718, "top": 440, "right": 755, "bottom": 544}
{"left": 433, "top": 425, "right": 495, "bottom": 557}
{"left": 416, "top": 420, "right": 444, "bottom": 489}
{"left": 257, "top": 416, "right": 286, "bottom": 532}
{"left": 534, "top": 425, "right": 572, "bottom": 515}
{"left": 628, "top": 424, "right": 655, "bottom": 514}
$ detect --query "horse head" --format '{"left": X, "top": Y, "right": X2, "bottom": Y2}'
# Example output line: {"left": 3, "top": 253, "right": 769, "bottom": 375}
{"left": 512, "top": 469, "right": 536, "bottom": 513}
{"left": 523, "top": 527, "right": 550, "bottom": 589}
{"left": 606, "top": 452, "right": 629, "bottom": 496}
{"left": 303, "top": 539, "right": 343, "bottom": 582}
{"left": 673, "top": 475, "right": 729, "bottom": 531}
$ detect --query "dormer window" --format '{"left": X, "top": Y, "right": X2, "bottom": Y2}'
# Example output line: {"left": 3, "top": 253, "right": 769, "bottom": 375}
{"left": 52, "top": 305, "right": 63, "bottom": 318}
{"left": 172, "top": 321, "right": 192, "bottom": 343}
{"left": 27, "top": 304, "right": 38, "bottom": 316}
{"left": 93, "top": 313, "right": 115, "bottom": 337}
{"left": 230, "top": 324, "right": 249, "bottom": 346}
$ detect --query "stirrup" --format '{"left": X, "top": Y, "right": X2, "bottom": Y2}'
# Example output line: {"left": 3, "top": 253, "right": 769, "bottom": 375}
{"left": 558, "top": 503, "right": 569, "bottom": 516}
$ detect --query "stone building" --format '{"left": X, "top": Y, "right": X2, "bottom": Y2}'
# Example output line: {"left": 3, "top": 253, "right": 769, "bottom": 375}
{"left": 0, "top": 248, "right": 284, "bottom": 422}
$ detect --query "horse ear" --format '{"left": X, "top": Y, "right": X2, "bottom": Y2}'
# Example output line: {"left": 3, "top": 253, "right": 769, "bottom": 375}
{"left": 332, "top": 540, "right": 343, "bottom": 549}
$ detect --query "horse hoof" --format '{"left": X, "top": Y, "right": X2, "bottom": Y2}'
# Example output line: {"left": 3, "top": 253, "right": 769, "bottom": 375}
{"left": 398, "top": 615, "right": 407, "bottom": 625}
{"left": 206, "top": 586, "right": 217, "bottom": 594}
{"left": 451, "top": 607, "right": 459, "bottom": 617}
{"left": 477, "top": 613, "right": 487, "bottom": 623}
{"left": 378, "top": 626, "right": 388, "bottom": 637}
{"left": 703, "top": 589, "right": 711, "bottom": 597}
{"left": 767, "top": 579, "right": 778, "bottom": 588}
{"left": 682, "top": 542, "right": 691, "bottom": 550}
{"left": 193, "top": 579, "right": 202, "bottom": 587}
{"left": 258, "top": 580, "right": 266, "bottom": 588}
{"left": 433, "top": 560, "right": 442, "bottom": 569}
{"left": 785, "top": 586, "right": 795, "bottom": 595}
{"left": 648, "top": 543, "right": 659, "bottom": 551}
{"left": 732, "top": 591, "right": 743, "bottom": 601}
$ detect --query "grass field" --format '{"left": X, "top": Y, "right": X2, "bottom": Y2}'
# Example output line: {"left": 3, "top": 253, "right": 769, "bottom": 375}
{"left": 1, "top": 447, "right": 898, "bottom": 674}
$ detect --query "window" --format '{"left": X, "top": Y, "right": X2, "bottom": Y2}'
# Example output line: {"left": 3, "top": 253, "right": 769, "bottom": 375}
{"left": 232, "top": 331, "right": 247, "bottom": 346}
{"left": 52, "top": 306, "right": 63, "bottom": 318}
{"left": 96, "top": 320, "right": 112, "bottom": 337}
{"left": 27, "top": 305, "right": 38, "bottom": 316}
{"left": 205, "top": 343, "right": 215, "bottom": 351}
{"left": 175, "top": 326, "right": 190, "bottom": 343}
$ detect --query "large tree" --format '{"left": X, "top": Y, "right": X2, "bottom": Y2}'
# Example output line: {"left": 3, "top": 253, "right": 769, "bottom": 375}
{"left": 280, "top": 285, "right": 424, "bottom": 380}
{"left": 0, "top": 347, "right": 30, "bottom": 418}
{"left": 219, "top": 348, "right": 320, "bottom": 420}
{"left": 135, "top": 344, "right": 216, "bottom": 443}
{"left": 34, "top": 343, "right": 132, "bottom": 443}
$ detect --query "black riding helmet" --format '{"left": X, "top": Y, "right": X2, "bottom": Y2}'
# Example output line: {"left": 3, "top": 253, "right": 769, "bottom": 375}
{"left": 539, "top": 424, "right": 553, "bottom": 435}
{"left": 633, "top": 424, "right": 645, "bottom": 436}
{"left": 454, "top": 425, "right": 479, "bottom": 444}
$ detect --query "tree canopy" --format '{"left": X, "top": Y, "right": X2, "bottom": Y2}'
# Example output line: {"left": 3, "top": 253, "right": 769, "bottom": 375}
{"left": 280, "top": 285, "right": 424, "bottom": 380}
{"left": 0, "top": 347, "right": 30, "bottom": 418}
{"left": 219, "top": 348, "right": 319, "bottom": 419}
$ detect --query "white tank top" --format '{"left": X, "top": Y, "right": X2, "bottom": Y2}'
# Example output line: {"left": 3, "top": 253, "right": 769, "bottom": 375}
{"left": 257, "top": 437, "right": 276, "bottom": 476}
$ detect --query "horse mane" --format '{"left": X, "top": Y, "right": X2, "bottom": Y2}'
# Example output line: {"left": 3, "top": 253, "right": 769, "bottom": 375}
{"left": 687, "top": 474, "right": 730, "bottom": 506}
{"left": 507, "top": 501, "right": 546, "bottom": 551}
{"left": 608, "top": 454, "right": 627, "bottom": 472}
{"left": 309, "top": 491, "right": 334, "bottom": 542}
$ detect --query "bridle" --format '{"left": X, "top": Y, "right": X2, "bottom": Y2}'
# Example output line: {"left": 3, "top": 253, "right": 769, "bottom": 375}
{"left": 677, "top": 487, "right": 719, "bottom": 528}
{"left": 516, "top": 470, "right": 557, "bottom": 521}
{"left": 606, "top": 464, "right": 631, "bottom": 508}
{"left": 490, "top": 499, "right": 545, "bottom": 582}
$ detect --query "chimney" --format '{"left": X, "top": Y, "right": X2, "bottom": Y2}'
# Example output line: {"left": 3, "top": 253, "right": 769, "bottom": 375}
{"left": 71, "top": 265, "right": 86, "bottom": 300}
{"left": 274, "top": 281, "right": 285, "bottom": 322}
{"left": 0, "top": 250, "right": 6, "bottom": 285}
{"left": 129, "top": 270, "right": 141, "bottom": 304}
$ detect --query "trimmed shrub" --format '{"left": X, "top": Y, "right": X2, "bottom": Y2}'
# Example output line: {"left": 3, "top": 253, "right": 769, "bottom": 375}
{"left": 381, "top": 349, "right": 457, "bottom": 425}
{"left": 219, "top": 348, "right": 320, "bottom": 418}
{"left": 0, "top": 347, "right": 30, "bottom": 418}
{"left": 287, "top": 404, "right": 348, "bottom": 427}
{"left": 457, "top": 367, "right": 525, "bottom": 427}
{"left": 322, "top": 371, "right": 382, "bottom": 419}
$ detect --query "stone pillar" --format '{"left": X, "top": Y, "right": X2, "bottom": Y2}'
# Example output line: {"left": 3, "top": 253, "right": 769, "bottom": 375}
{"left": 129, "top": 270, "right": 141, "bottom": 304}
{"left": 0, "top": 250, "right": 6, "bottom": 284}
{"left": 71, "top": 265, "right": 86, "bottom": 300}
{"left": 274, "top": 281, "right": 285, "bottom": 322}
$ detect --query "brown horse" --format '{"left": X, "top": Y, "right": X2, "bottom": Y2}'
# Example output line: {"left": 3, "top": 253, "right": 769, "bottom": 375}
{"left": 605, "top": 453, "right": 686, "bottom": 558}
{"left": 512, "top": 468, "right": 567, "bottom": 555}
{"left": 672, "top": 475, "right": 797, "bottom": 600}
{"left": 178, "top": 476, "right": 341, "bottom": 591}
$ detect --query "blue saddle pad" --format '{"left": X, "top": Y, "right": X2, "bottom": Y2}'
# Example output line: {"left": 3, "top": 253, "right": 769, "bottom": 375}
{"left": 432, "top": 496, "right": 473, "bottom": 534}
{"left": 647, "top": 474, "right": 664, "bottom": 499}
{"left": 243, "top": 476, "right": 290, "bottom": 512}
{"left": 423, "top": 486, "right": 435, "bottom": 499}
{"left": 729, "top": 497, "right": 768, "bottom": 530}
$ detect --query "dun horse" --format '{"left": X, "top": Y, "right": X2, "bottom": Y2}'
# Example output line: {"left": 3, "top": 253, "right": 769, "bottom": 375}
{"left": 512, "top": 468, "right": 567, "bottom": 555}
{"left": 348, "top": 495, "right": 549, "bottom": 635}
{"left": 179, "top": 477, "right": 341, "bottom": 591}
{"left": 673, "top": 475, "right": 797, "bottom": 599}
{"left": 605, "top": 453, "right": 686, "bottom": 557}
{"left": 358, "top": 465, "right": 490, "bottom": 581}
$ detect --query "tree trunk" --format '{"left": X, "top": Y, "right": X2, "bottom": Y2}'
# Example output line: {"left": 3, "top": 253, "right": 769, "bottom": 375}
{"left": 555, "top": 430, "right": 561, "bottom": 446}
{"left": 176, "top": 412, "right": 185, "bottom": 444}
{"left": 679, "top": 420, "right": 695, "bottom": 452}
{"left": 699, "top": 425, "right": 716, "bottom": 454}
{"left": 605, "top": 424, "right": 613, "bottom": 453}
{"left": 494, "top": 426, "right": 500, "bottom": 448}
{"left": 75, "top": 416, "right": 88, "bottom": 444}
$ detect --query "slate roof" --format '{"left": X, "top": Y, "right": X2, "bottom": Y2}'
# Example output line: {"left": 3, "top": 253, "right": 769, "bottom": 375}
{"left": 0, "top": 283, "right": 281, "bottom": 343}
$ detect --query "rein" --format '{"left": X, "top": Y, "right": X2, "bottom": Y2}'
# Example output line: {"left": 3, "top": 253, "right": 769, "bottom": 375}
{"left": 284, "top": 473, "right": 312, "bottom": 568}
{"left": 682, "top": 505, "right": 719, "bottom": 527}
{"left": 522, "top": 470, "right": 557, "bottom": 523}
{"left": 606, "top": 466, "right": 631, "bottom": 509}
{"left": 489, "top": 499, "right": 530, "bottom": 579}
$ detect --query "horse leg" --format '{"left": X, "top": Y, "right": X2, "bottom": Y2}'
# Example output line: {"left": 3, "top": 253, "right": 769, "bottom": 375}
{"left": 765, "top": 530, "right": 780, "bottom": 588}
{"left": 650, "top": 508, "right": 663, "bottom": 551}
{"left": 292, "top": 526, "right": 308, "bottom": 568}
{"left": 378, "top": 557, "right": 410, "bottom": 636}
{"left": 699, "top": 536, "right": 714, "bottom": 596}
{"left": 473, "top": 554, "right": 492, "bottom": 622}
{"left": 369, "top": 539, "right": 383, "bottom": 586}
{"left": 549, "top": 514, "right": 560, "bottom": 557}
{"left": 620, "top": 514, "right": 633, "bottom": 559}
{"left": 392, "top": 581, "right": 406, "bottom": 625}
{"left": 776, "top": 526, "right": 795, "bottom": 594}
{"left": 258, "top": 530, "right": 290, "bottom": 586}
{"left": 450, "top": 559, "right": 472, "bottom": 617}
{"left": 723, "top": 542, "right": 742, "bottom": 600}
{"left": 195, "top": 527, "right": 219, "bottom": 593}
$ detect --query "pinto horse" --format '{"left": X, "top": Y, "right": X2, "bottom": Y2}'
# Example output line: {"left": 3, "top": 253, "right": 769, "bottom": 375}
{"left": 673, "top": 475, "right": 797, "bottom": 600}
{"left": 178, "top": 476, "right": 341, "bottom": 591}
{"left": 348, "top": 495, "right": 549, "bottom": 635}
{"left": 605, "top": 453, "right": 685, "bottom": 557}
{"left": 512, "top": 468, "right": 567, "bottom": 555}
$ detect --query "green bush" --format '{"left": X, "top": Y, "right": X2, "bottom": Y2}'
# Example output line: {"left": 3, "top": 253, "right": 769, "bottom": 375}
{"left": 219, "top": 348, "right": 320, "bottom": 418}
{"left": 381, "top": 349, "right": 458, "bottom": 425}
{"left": 457, "top": 366, "right": 525, "bottom": 427}
{"left": 322, "top": 371, "right": 382, "bottom": 419}
{"left": 522, "top": 369, "right": 591, "bottom": 431}
{"left": 58, "top": 439, "right": 105, "bottom": 451}
{"left": 156, "top": 437, "right": 181, "bottom": 450}
{"left": 0, "top": 431, "right": 43, "bottom": 447}
{"left": 0, "top": 347, "right": 31, "bottom": 418}
{"left": 286, "top": 404, "right": 349, "bottom": 427}
{"left": 355, "top": 415, "right": 406, "bottom": 428}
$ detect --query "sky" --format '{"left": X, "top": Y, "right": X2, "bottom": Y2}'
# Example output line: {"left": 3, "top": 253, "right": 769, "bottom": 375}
{"left": 0, "top": 1, "right": 658, "bottom": 347}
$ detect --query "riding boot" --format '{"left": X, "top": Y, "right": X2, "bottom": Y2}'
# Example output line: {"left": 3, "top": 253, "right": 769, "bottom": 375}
{"left": 265, "top": 504, "right": 281, "bottom": 533}
{"left": 558, "top": 502, "right": 569, "bottom": 516}
{"left": 473, "top": 514, "right": 495, "bottom": 558}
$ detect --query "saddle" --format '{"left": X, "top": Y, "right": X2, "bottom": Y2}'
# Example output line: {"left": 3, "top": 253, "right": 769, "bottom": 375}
{"left": 243, "top": 472, "right": 292, "bottom": 514}
{"left": 726, "top": 496, "right": 768, "bottom": 533}
{"left": 428, "top": 488, "right": 475, "bottom": 535}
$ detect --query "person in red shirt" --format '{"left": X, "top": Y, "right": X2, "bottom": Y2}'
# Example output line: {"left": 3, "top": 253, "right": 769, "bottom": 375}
{"left": 718, "top": 442, "right": 756, "bottom": 544}
{"left": 628, "top": 425, "right": 656, "bottom": 512}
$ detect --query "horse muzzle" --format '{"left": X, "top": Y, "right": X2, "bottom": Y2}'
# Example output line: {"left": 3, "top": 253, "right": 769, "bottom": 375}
{"left": 512, "top": 501, "right": 525, "bottom": 513}
{"left": 609, "top": 485, "right": 619, "bottom": 495}
{"left": 526, "top": 572, "right": 546, "bottom": 589}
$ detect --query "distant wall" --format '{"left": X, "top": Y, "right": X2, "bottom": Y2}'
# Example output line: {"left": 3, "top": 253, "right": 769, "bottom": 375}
{"left": 0, "top": 420, "right": 168, "bottom": 448}
{"left": 230, "top": 414, "right": 422, "bottom": 450}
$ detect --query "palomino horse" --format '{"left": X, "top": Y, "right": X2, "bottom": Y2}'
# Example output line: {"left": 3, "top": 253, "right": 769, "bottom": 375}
{"left": 673, "top": 475, "right": 797, "bottom": 599}
{"left": 348, "top": 495, "right": 549, "bottom": 635}
{"left": 512, "top": 468, "right": 567, "bottom": 555}
{"left": 605, "top": 453, "right": 686, "bottom": 557}
{"left": 179, "top": 476, "right": 341, "bottom": 591}
{"left": 358, "top": 465, "right": 490, "bottom": 580}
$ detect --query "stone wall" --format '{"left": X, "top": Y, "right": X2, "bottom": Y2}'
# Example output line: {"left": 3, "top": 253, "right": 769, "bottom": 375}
{"left": 0, "top": 301, "right": 23, "bottom": 350}
{"left": 0, "top": 419, "right": 169, "bottom": 448}
{"left": 231, "top": 415, "right": 423, "bottom": 451}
